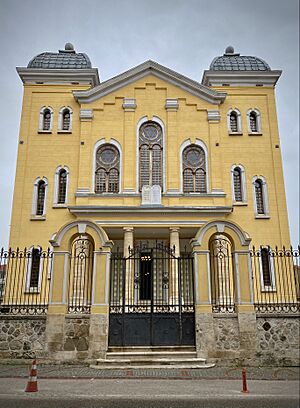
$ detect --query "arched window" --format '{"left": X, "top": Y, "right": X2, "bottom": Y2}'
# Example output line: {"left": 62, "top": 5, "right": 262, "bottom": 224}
{"left": 253, "top": 176, "right": 269, "bottom": 216}
{"left": 259, "top": 246, "right": 275, "bottom": 290}
{"left": 247, "top": 109, "right": 261, "bottom": 134}
{"left": 57, "top": 169, "right": 67, "bottom": 203}
{"left": 95, "top": 144, "right": 120, "bottom": 193}
{"left": 39, "top": 106, "right": 53, "bottom": 132}
{"left": 32, "top": 177, "right": 48, "bottom": 218}
{"left": 58, "top": 106, "right": 73, "bottom": 132}
{"left": 255, "top": 179, "right": 264, "bottom": 214}
{"left": 227, "top": 109, "right": 242, "bottom": 133}
{"left": 43, "top": 109, "right": 51, "bottom": 130}
{"left": 182, "top": 145, "right": 206, "bottom": 193}
{"left": 139, "top": 121, "right": 163, "bottom": 190}
{"left": 26, "top": 246, "right": 42, "bottom": 291}
{"left": 36, "top": 180, "right": 46, "bottom": 215}
{"left": 231, "top": 165, "right": 246, "bottom": 203}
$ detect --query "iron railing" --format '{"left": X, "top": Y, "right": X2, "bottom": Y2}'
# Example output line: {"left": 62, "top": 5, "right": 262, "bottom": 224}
{"left": 251, "top": 246, "right": 300, "bottom": 313}
{"left": 0, "top": 248, "right": 52, "bottom": 315}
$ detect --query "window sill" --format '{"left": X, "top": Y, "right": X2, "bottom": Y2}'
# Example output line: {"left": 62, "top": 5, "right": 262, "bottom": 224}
{"left": 261, "top": 288, "right": 276, "bottom": 293}
{"left": 53, "top": 204, "right": 68, "bottom": 208}
{"left": 255, "top": 214, "right": 270, "bottom": 219}
{"left": 249, "top": 132, "right": 262, "bottom": 136}
{"left": 30, "top": 215, "right": 46, "bottom": 221}
{"left": 233, "top": 202, "right": 248, "bottom": 206}
{"left": 38, "top": 130, "right": 52, "bottom": 134}
{"left": 57, "top": 130, "right": 72, "bottom": 134}
{"left": 228, "top": 132, "right": 243, "bottom": 136}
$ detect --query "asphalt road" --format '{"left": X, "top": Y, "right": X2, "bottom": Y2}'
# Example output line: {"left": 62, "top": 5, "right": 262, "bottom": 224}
{"left": 0, "top": 378, "right": 299, "bottom": 408}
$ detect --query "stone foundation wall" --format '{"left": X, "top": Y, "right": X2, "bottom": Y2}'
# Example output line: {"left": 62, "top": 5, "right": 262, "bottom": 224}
{"left": 0, "top": 316, "right": 47, "bottom": 359}
{"left": 256, "top": 316, "right": 299, "bottom": 366}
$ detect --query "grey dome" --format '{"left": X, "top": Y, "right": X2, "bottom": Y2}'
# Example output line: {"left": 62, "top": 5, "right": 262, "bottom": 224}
{"left": 210, "top": 47, "right": 271, "bottom": 71}
{"left": 28, "top": 43, "right": 92, "bottom": 69}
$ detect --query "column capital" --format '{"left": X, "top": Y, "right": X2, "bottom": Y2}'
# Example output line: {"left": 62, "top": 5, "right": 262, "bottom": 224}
{"left": 123, "top": 227, "right": 134, "bottom": 233}
{"left": 169, "top": 227, "right": 180, "bottom": 233}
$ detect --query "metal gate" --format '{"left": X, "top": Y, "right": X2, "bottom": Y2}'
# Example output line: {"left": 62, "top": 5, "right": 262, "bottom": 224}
{"left": 109, "top": 242, "right": 195, "bottom": 346}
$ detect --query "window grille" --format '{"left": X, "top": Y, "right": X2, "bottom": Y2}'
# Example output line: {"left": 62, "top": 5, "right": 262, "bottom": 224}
{"left": 43, "top": 109, "right": 51, "bottom": 131}
{"left": 249, "top": 111, "right": 258, "bottom": 132}
{"left": 182, "top": 145, "right": 207, "bottom": 193}
{"left": 29, "top": 248, "right": 41, "bottom": 288}
{"left": 57, "top": 169, "right": 67, "bottom": 204}
{"left": 255, "top": 179, "right": 264, "bottom": 214}
{"left": 233, "top": 168, "right": 242, "bottom": 201}
{"left": 62, "top": 109, "right": 71, "bottom": 130}
{"left": 230, "top": 111, "right": 238, "bottom": 132}
{"left": 139, "top": 122, "right": 163, "bottom": 190}
{"left": 95, "top": 144, "right": 119, "bottom": 193}
{"left": 260, "top": 248, "right": 272, "bottom": 286}
{"left": 36, "top": 181, "right": 46, "bottom": 215}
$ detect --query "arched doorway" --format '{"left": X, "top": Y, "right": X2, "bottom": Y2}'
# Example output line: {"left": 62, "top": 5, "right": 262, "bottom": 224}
{"left": 68, "top": 235, "right": 94, "bottom": 313}
{"left": 209, "top": 234, "right": 236, "bottom": 312}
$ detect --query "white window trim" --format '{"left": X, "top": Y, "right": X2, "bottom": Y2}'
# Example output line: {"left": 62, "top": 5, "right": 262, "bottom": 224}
{"left": 179, "top": 138, "right": 210, "bottom": 193}
{"left": 38, "top": 106, "right": 54, "bottom": 132}
{"left": 252, "top": 175, "right": 269, "bottom": 217}
{"left": 58, "top": 106, "right": 73, "bottom": 132}
{"left": 53, "top": 166, "right": 70, "bottom": 206}
{"left": 25, "top": 246, "right": 43, "bottom": 292}
{"left": 31, "top": 177, "right": 48, "bottom": 218}
{"left": 136, "top": 116, "right": 166, "bottom": 193}
{"left": 231, "top": 164, "right": 247, "bottom": 204}
{"left": 227, "top": 108, "right": 242, "bottom": 134}
{"left": 259, "top": 246, "right": 276, "bottom": 291}
{"left": 247, "top": 108, "right": 262, "bottom": 134}
{"left": 92, "top": 138, "right": 122, "bottom": 193}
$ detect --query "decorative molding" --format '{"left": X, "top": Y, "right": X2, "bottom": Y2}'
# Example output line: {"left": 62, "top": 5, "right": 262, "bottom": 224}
{"left": 17, "top": 67, "right": 100, "bottom": 87}
{"left": 73, "top": 60, "right": 226, "bottom": 104}
{"left": 201, "top": 70, "right": 282, "bottom": 87}
{"left": 122, "top": 98, "right": 136, "bottom": 111}
{"left": 79, "top": 109, "right": 93, "bottom": 120}
{"left": 165, "top": 98, "right": 178, "bottom": 111}
{"left": 207, "top": 110, "right": 220, "bottom": 122}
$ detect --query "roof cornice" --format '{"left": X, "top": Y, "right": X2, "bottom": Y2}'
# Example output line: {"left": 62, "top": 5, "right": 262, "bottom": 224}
{"left": 16, "top": 67, "right": 100, "bottom": 88}
{"left": 73, "top": 60, "right": 227, "bottom": 104}
{"left": 201, "top": 70, "right": 282, "bottom": 87}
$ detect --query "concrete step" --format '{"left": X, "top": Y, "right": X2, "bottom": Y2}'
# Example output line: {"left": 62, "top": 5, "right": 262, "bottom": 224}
{"left": 90, "top": 362, "right": 215, "bottom": 370}
{"left": 96, "top": 357, "right": 207, "bottom": 366}
{"left": 106, "top": 351, "right": 198, "bottom": 360}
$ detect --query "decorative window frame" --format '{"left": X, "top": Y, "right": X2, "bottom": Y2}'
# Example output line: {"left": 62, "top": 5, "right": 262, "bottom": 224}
{"left": 53, "top": 166, "right": 70, "bottom": 207}
{"left": 38, "top": 106, "right": 54, "bottom": 133}
{"left": 58, "top": 106, "right": 73, "bottom": 133}
{"left": 259, "top": 246, "right": 276, "bottom": 291}
{"left": 247, "top": 108, "right": 262, "bottom": 135}
{"left": 227, "top": 108, "right": 242, "bottom": 135}
{"left": 231, "top": 164, "right": 247, "bottom": 204}
{"left": 25, "top": 246, "right": 43, "bottom": 292}
{"left": 31, "top": 177, "right": 48, "bottom": 220}
{"left": 92, "top": 138, "right": 122, "bottom": 193}
{"left": 180, "top": 138, "right": 209, "bottom": 194}
{"left": 136, "top": 116, "right": 166, "bottom": 193}
{"left": 252, "top": 175, "right": 269, "bottom": 218}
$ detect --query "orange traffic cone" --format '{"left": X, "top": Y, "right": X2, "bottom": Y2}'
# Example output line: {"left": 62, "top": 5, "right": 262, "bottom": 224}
{"left": 25, "top": 359, "right": 38, "bottom": 392}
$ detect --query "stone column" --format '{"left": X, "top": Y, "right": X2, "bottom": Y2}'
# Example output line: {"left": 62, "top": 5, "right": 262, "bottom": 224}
{"left": 123, "top": 227, "right": 134, "bottom": 306}
{"left": 169, "top": 228, "right": 180, "bottom": 306}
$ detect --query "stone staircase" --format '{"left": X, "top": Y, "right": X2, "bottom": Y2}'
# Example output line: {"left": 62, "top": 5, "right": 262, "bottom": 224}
{"left": 91, "top": 346, "right": 215, "bottom": 369}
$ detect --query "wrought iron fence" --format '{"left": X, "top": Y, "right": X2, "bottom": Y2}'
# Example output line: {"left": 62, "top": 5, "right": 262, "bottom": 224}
{"left": 0, "top": 248, "right": 52, "bottom": 315}
{"left": 251, "top": 246, "right": 300, "bottom": 313}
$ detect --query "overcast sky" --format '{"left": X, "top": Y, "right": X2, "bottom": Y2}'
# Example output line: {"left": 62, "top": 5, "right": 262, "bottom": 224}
{"left": 0, "top": 0, "right": 299, "bottom": 247}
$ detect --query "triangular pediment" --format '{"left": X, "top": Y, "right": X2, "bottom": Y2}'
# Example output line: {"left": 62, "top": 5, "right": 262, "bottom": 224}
{"left": 73, "top": 60, "right": 226, "bottom": 104}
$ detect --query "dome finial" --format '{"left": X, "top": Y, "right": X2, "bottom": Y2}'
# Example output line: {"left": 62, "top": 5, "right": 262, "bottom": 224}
{"left": 225, "top": 45, "right": 234, "bottom": 55}
{"left": 65, "top": 42, "right": 74, "bottom": 51}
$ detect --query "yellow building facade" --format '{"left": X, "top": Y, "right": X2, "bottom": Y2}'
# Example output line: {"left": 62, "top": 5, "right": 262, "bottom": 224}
{"left": 2, "top": 44, "right": 298, "bottom": 365}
